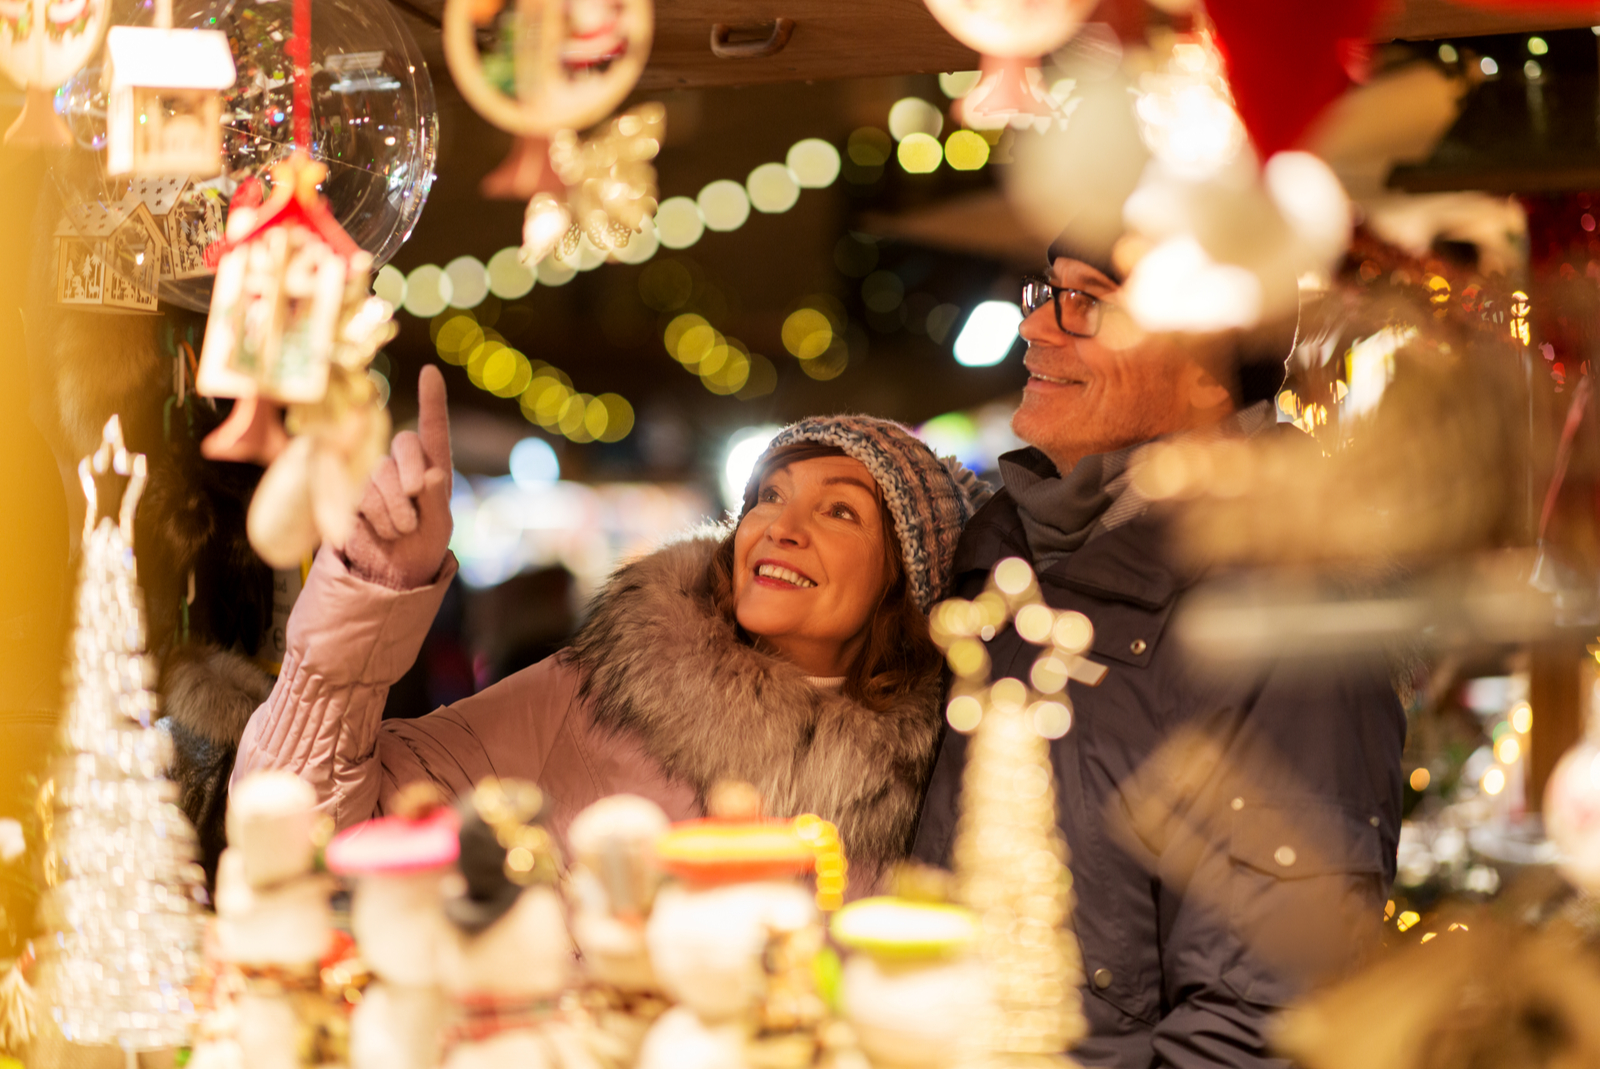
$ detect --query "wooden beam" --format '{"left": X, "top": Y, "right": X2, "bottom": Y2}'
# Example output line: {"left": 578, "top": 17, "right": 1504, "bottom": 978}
{"left": 1379, "top": 0, "right": 1600, "bottom": 41}
{"left": 1527, "top": 642, "right": 1585, "bottom": 812}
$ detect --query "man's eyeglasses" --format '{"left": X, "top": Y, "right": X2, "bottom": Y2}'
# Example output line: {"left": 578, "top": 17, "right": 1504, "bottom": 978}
{"left": 1021, "top": 276, "right": 1103, "bottom": 338}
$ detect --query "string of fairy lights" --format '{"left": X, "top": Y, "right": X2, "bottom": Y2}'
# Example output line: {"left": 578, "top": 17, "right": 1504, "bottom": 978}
{"left": 378, "top": 86, "right": 1001, "bottom": 444}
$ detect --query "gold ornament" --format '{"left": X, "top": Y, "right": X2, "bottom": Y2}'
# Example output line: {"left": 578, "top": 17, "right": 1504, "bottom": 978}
{"left": 522, "top": 102, "right": 664, "bottom": 265}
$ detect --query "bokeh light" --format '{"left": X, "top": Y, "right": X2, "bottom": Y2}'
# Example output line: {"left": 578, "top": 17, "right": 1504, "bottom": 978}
{"left": 445, "top": 256, "right": 489, "bottom": 309}
{"left": 939, "top": 70, "right": 981, "bottom": 99}
{"left": 722, "top": 425, "right": 782, "bottom": 507}
{"left": 374, "top": 264, "right": 406, "bottom": 307}
{"left": 888, "top": 97, "right": 944, "bottom": 141}
{"left": 611, "top": 219, "right": 660, "bottom": 265}
{"left": 953, "top": 301, "right": 1023, "bottom": 367}
{"left": 747, "top": 163, "right": 801, "bottom": 214}
{"left": 403, "top": 264, "right": 451, "bottom": 317}
{"left": 782, "top": 308, "right": 833, "bottom": 360}
{"left": 861, "top": 270, "right": 905, "bottom": 313}
{"left": 536, "top": 255, "right": 577, "bottom": 287}
{"left": 800, "top": 342, "right": 848, "bottom": 380}
{"left": 486, "top": 246, "right": 536, "bottom": 299}
{"left": 1409, "top": 767, "right": 1431, "bottom": 792}
{"left": 740, "top": 353, "right": 778, "bottom": 399}
{"left": 699, "top": 180, "right": 752, "bottom": 232}
{"left": 510, "top": 437, "right": 560, "bottom": 486}
{"left": 897, "top": 132, "right": 943, "bottom": 173}
{"left": 640, "top": 260, "right": 695, "bottom": 311}
{"left": 434, "top": 311, "right": 484, "bottom": 365}
{"left": 787, "top": 138, "right": 842, "bottom": 188}
{"left": 847, "top": 127, "right": 892, "bottom": 167}
{"left": 656, "top": 196, "right": 706, "bottom": 249}
{"left": 595, "top": 394, "right": 635, "bottom": 443}
{"left": 944, "top": 129, "right": 990, "bottom": 171}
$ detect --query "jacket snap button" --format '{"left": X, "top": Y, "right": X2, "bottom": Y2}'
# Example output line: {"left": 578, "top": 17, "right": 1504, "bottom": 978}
{"left": 1130, "top": 639, "right": 1148, "bottom": 655}
{"left": 1274, "top": 846, "right": 1297, "bottom": 868}
{"left": 1092, "top": 968, "right": 1113, "bottom": 989}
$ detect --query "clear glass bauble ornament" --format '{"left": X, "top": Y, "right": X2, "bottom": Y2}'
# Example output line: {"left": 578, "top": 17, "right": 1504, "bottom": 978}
{"left": 51, "top": 0, "right": 436, "bottom": 312}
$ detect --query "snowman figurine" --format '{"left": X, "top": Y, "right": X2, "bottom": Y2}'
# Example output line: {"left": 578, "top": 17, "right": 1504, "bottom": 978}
{"left": 829, "top": 895, "right": 989, "bottom": 1069}
{"left": 436, "top": 777, "right": 598, "bottom": 1069}
{"left": 327, "top": 783, "right": 462, "bottom": 1069}
{"left": 206, "top": 770, "right": 334, "bottom": 1069}
{"left": 566, "top": 795, "right": 673, "bottom": 1069}
{"left": 637, "top": 783, "right": 828, "bottom": 1069}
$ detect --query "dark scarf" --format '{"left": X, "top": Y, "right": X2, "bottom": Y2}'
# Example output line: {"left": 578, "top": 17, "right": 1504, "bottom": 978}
{"left": 1003, "top": 402, "right": 1276, "bottom": 571}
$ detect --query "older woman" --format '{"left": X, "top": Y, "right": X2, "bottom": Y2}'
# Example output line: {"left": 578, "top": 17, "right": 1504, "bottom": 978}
{"left": 231, "top": 368, "right": 982, "bottom": 873}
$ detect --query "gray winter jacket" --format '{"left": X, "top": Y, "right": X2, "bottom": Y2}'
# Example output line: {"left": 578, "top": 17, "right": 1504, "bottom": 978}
{"left": 913, "top": 447, "right": 1405, "bottom": 1069}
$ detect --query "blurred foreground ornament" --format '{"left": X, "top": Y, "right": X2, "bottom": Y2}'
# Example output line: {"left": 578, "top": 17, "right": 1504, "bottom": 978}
{"left": 103, "top": 0, "right": 236, "bottom": 177}
{"left": 830, "top": 896, "right": 988, "bottom": 1069}
{"left": 42, "top": 416, "right": 204, "bottom": 1048}
{"left": 326, "top": 787, "right": 460, "bottom": 1069}
{"left": 53, "top": 177, "right": 177, "bottom": 312}
{"left": 0, "top": 0, "right": 110, "bottom": 145}
{"left": 930, "top": 558, "right": 1094, "bottom": 1065}
{"left": 521, "top": 103, "right": 663, "bottom": 265}
{"left": 639, "top": 784, "right": 832, "bottom": 1069}
{"left": 198, "top": 153, "right": 395, "bottom": 568}
{"left": 923, "top": 0, "right": 1094, "bottom": 128}
{"left": 1546, "top": 729, "right": 1600, "bottom": 896}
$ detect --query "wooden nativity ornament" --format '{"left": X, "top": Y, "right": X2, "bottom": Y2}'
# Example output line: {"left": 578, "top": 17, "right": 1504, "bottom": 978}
{"left": 54, "top": 176, "right": 220, "bottom": 311}
{"left": 104, "top": 22, "right": 236, "bottom": 177}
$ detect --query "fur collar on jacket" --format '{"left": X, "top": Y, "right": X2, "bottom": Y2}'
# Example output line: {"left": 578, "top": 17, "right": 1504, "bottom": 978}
{"left": 567, "top": 532, "right": 944, "bottom": 871}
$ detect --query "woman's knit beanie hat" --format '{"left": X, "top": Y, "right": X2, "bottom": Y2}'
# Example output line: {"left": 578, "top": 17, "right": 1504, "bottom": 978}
{"left": 744, "top": 416, "right": 990, "bottom": 613}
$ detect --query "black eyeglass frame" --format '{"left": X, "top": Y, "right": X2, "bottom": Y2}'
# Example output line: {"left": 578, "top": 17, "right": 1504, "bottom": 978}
{"left": 1020, "top": 276, "right": 1103, "bottom": 339}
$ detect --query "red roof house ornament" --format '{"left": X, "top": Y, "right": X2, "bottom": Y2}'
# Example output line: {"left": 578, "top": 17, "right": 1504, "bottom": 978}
{"left": 197, "top": 152, "right": 397, "bottom": 568}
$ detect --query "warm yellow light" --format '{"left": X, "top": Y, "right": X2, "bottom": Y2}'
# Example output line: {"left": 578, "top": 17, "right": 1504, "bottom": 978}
{"left": 847, "top": 127, "right": 892, "bottom": 167}
{"left": 374, "top": 264, "right": 407, "bottom": 307}
{"left": 799, "top": 342, "right": 848, "bottom": 380}
{"left": 944, "top": 130, "right": 990, "bottom": 171}
{"left": 479, "top": 346, "right": 520, "bottom": 394}
{"left": 897, "top": 133, "right": 943, "bottom": 174}
{"left": 434, "top": 313, "right": 482, "bottom": 365}
{"left": 677, "top": 325, "right": 721, "bottom": 369}
{"left": 595, "top": 394, "right": 634, "bottom": 442}
{"left": 655, "top": 196, "right": 705, "bottom": 249}
{"left": 746, "top": 163, "right": 801, "bottom": 214}
{"left": 947, "top": 695, "right": 983, "bottom": 732}
{"left": 786, "top": 138, "right": 841, "bottom": 188}
{"left": 486, "top": 246, "right": 536, "bottom": 300}
{"left": 888, "top": 97, "right": 944, "bottom": 141}
{"left": 737, "top": 353, "right": 778, "bottom": 400}
{"left": 782, "top": 308, "right": 832, "bottom": 360}
{"left": 1408, "top": 767, "right": 1430, "bottom": 792}
{"left": 1511, "top": 701, "right": 1532, "bottom": 734}
{"left": 1396, "top": 910, "right": 1420, "bottom": 932}
{"left": 1481, "top": 767, "right": 1506, "bottom": 795}
{"left": 698, "top": 180, "right": 751, "bottom": 232}
{"left": 1495, "top": 736, "right": 1521, "bottom": 765}
{"left": 664, "top": 313, "right": 709, "bottom": 359}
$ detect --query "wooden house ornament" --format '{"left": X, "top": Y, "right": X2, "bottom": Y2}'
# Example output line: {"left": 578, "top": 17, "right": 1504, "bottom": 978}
{"left": 199, "top": 156, "right": 376, "bottom": 410}
{"left": 55, "top": 192, "right": 170, "bottom": 312}
{"left": 104, "top": 26, "right": 236, "bottom": 177}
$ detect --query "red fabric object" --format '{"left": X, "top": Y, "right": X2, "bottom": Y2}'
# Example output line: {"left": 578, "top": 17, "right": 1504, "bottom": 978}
{"left": 1450, "top": 0, "right": 1600, "bottom": 8}
{"left": 1204, "top": 0, "right": 1389, "bottom": 158}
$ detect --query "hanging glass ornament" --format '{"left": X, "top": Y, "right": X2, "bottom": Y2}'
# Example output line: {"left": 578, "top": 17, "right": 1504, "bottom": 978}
{"left": 41, "top": 416, "right": 205, "bottom": 1050}
{"left": 52, "top": 0, "right": 436, "bottom": 312}
{"left": 0, "top": 0, "right": 111, "bottom": 145}
{"left": 922, "top": 0, "right": 1095, "bottom": 127}
{"left": 522, "top": 102, "right": 662, "bottom": 264}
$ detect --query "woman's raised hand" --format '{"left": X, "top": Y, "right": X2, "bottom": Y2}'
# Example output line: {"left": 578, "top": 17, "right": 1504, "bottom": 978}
{"left": 343, "top": 365, "right": 455, "bottom": 590}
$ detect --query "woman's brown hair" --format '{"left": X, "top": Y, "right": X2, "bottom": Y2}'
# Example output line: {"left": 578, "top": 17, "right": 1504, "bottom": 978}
{"left": 703, "top": 442, "right": 943, "bottom": 712}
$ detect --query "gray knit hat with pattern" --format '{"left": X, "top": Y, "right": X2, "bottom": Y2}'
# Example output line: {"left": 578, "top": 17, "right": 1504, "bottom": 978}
{"left": 743, "top": 415, "right": 990, "bottom": 612}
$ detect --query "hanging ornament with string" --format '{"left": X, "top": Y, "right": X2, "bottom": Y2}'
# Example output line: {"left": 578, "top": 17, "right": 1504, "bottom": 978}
{"left": 0, "top": 0, "right": 110, "bottom": 146}
{"left": 102, "top": 0, "right": 235, "bottom": 177}
{"left": 196, "top": 0, "right": 395, "bottom": 570}
{"left": 923, "top": 0, "right": 1095, "bottom": 128}
{"left": 41, "top": 416, "right": 206, "bottom": 1051}
{"left": 443, "top": 0, "right": 659, "bottom": 262}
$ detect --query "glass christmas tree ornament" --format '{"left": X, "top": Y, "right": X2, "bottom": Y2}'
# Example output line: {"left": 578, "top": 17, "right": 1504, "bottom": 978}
{"left": 0, "top": 0, "right": 111, "bottom": 145}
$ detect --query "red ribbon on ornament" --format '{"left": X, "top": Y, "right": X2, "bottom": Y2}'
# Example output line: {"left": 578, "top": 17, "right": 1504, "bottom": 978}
{"left": 288, "top": 0, "right": 312, "bottom": 151}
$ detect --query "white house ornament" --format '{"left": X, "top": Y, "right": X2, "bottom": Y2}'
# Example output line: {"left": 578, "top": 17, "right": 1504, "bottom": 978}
{"left": 0, "top": 0, "right": 111, "bottom": 145}
{"left": 54, "top": 182, "right": 172, "bottom": 312}
{"left": 922, "top": 0, "right": 1094, "bottom": 127}
{"left": 1545, "top": 737, "right": 1600, "bottom": 896}
{"left": 104, "top": 24, "right": 236, "bottom": 177}
{"left": 443, "top": 0, "right": 652, "bottom": 138}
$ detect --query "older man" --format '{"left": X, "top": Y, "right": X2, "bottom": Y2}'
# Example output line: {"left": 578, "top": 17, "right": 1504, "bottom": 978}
{"left": 911, "top": 240, "right": 1405, "bottom": 1069}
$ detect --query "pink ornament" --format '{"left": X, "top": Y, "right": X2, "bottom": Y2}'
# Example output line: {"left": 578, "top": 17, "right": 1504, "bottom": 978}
{"left": 1544, "top": 738, "right": 1600, "bottom": 894}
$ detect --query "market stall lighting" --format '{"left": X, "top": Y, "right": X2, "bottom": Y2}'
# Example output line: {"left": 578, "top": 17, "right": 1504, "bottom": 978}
{"left": 786, "top": 138, "right": 841, "bottom": 188}
{"left": 403, "top": 264, "right": 451, "bottom": 317}
{"left": 655, "top": 196, "right": 705, "bottom": 249}
{"left": 486, "top": 246, "right": 536, "bottom": 299}
{"left": 509, "top": 436, "right": 560, "bottom": 486}
{"left": 445, "top": 255, "right": 489, "bottom": 309}
{"left": 722, "top": 425, "right": 782, "bottom": 508}
{"left": 888, "top": 96, "right": 944, "bottom": 141}
{"left": 897, "top": 132, "right": 943, "bottom": 173}
{"left": 747, "top": 163, "right": 801, "bottom": 214}
{"left": 953, "top": 300, "right": 1022, "bottom": 367}
{"left": 944, "top": 129, "right": 990, "bottom": 170}
{"left": 698, "top": 179, "right": 751, "bottom": 232}
{"left": 662, "top": 312, "right": 775, "bottom": 398}
{"left": 1438, "top": 43, "right": 1458, "bottom": 63}
{"left": 374, "top": 264, "right": 406, "bottom": 307}
{"left": 939, "top": 70, "right": 981, "bottom": 99}
{"left": 1480, "top": 56, "right": 1499, "bottom": 76}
